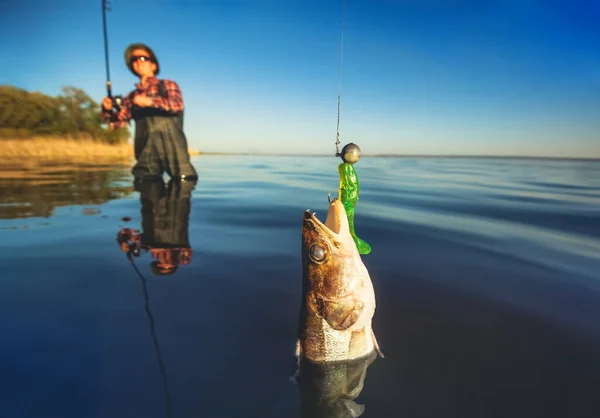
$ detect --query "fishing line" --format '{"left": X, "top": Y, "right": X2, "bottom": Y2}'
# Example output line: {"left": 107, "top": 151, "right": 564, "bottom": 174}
{"left": 335, "top": 0, "right": 346, "bottom": 157}
{"left": 127, "top": 255, "right": 174, "bottom": 418}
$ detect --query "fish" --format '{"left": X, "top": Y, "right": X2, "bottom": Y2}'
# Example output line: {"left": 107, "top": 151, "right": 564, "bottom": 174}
{"left": 295, "top": 197, "right": 383, "bottom": 363}
{"left": 295, "top": 351, "right": 377, "bottom": 418}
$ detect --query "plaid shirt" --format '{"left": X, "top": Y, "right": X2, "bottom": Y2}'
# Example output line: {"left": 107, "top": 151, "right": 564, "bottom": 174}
{"left": 102, "top": 76, "right": 184, "bottom": 129}
{"left": 117, "top": 228, "right": 192, "bottom": 265}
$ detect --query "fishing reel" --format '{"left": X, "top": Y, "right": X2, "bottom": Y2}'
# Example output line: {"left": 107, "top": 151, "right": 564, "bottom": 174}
{"left": 111, "top": 95, "right": 124, "bottom": 113}
{"left": 117, "top": 228, "right": 143, "bottom": 258}
{"left": 128, "top": 241, "right": 142, "bottom": 258}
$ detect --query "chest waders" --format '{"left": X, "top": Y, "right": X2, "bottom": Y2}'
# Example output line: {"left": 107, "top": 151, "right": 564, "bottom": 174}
{"left": 131, "top": 80, "right": 198, "bottom": 181}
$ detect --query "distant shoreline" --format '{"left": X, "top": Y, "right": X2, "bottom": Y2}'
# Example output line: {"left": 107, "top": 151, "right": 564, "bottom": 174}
{"left": 195, "top": 152, "right": 600, "bottom": 161}
{"left": 0, "top": 137, "right": 201, "bottom": 166}
{"left": 0, "top": 138, "right": 597, "bottom": 164}
{"left": 0, "top": 137, "right": 133, "bottom": 166}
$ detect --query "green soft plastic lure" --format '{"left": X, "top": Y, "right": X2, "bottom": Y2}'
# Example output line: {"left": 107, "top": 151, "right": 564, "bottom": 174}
{"left": 337, "top": 143, "right": 371, "bottom": 255}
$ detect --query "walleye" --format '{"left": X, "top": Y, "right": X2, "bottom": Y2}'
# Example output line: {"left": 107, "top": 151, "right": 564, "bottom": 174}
{"left": 295, "top": 197, "right": 383, "bottom": 363}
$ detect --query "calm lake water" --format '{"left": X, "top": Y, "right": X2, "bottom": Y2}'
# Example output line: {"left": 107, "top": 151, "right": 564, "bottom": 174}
{"left": 1, "top": 156, "right": 599, "bottom": 418}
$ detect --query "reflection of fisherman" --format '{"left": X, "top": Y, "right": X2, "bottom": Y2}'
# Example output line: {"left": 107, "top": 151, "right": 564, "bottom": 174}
{"left": 117, "top": 179, "right": 197, "bottom": 276}
{"left": 101, "top": 43, "right": 198, "bottom": 181}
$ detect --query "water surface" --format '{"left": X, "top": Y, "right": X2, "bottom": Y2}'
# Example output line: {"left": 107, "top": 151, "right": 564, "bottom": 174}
{"left": 1, "top": 156, "right": 599, "bottom": 418}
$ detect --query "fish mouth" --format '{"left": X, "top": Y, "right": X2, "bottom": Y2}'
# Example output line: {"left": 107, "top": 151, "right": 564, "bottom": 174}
{"left": 304, "top": 197, "right": 348, "bottom": 236}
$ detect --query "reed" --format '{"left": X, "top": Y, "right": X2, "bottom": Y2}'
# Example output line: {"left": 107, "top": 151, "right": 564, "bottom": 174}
{"left": 0, "top": 137, "right": 202, "bottom": 170}
{"left": 0, "top": 137, "right": 134, "bottom": 165}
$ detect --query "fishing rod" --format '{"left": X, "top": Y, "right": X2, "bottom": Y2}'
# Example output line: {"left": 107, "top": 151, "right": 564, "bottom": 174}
{"left": 101, "top": 0, "right": 122, "bottom": 112}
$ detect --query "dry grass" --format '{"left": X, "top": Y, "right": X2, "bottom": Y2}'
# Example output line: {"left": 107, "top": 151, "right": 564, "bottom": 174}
{"left": 0, "top": 137, "right": 202, "bottom": 173}
{"left": 0, "top": 137, "right": 134, "bottom": 166}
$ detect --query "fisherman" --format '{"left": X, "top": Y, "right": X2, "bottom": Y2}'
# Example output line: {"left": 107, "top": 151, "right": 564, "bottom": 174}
{"left": 117, "top": 178, "right": 196, "bottom": 276}
{"left": 101, "top": 43, "right": 198, "bottom": 181}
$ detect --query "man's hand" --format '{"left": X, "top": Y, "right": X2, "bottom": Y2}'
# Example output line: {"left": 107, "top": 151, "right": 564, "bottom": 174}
{"left": 133, "top": 94, "right": 154, "bottom": 107}
{"left": 102, "top": 97, "right": 113, "bottom": 111}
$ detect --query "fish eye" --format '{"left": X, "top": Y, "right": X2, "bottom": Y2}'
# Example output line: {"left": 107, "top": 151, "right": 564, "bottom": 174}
{"left": 309, "top": 244, "right": 327, "bottom": 263}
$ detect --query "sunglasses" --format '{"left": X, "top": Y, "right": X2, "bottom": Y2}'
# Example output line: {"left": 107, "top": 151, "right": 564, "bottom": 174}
{"left": 130, "top": 55, "right": 153, "bottom": 65}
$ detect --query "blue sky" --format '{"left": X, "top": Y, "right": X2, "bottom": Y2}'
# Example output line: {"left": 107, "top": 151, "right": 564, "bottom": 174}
{"left": 1, "top": 0, "right": 599, "bottom": 157}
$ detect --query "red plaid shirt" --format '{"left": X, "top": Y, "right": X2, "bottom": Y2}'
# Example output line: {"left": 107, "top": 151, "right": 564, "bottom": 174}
{"left": 102, "top": 76, "right": 184, "bottom": 129}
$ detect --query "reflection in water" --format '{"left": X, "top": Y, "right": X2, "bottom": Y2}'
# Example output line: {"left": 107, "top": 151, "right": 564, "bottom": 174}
{"left": 116, "top": 178, "right": 197, "bottom": 418}
{"left": 117, "top": 179, "right": 197, "bottom": 275}
{"left": 294, "top": 352, "right": 378, "bottom": 418}
{"left": 0, "top": 164, "right": 134, "bottom": 219}
{"left": 131, "top": 263, "right": 174, "bottom": 418}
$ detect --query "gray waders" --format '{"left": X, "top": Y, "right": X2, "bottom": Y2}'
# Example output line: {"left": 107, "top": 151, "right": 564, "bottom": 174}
{"left": 131, "top": 82, "right": 198, "bottom": 181}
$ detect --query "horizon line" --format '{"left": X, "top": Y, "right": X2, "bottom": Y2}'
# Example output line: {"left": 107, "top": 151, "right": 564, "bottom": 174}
{"left": 192, "top": 152, "right": 600, "bottom": 161}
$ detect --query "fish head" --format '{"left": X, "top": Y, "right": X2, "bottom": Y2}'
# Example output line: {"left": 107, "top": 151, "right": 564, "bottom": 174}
{"left": 302, "top": 198, "right": 362, "bottom": 300}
